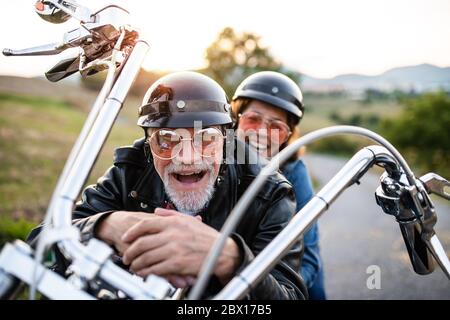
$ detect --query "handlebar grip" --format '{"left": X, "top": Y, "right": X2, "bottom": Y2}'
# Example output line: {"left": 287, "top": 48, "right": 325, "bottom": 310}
{"left": 399, "top": 222, "right": 435, "bottom": 275}
{"left": 2, "top": 49, "right": 13, "bottom": 56}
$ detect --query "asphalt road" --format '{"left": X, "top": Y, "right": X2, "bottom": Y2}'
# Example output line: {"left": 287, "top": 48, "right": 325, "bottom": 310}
{"left": 303, "top": 154, "right": 450, "bottom": 299}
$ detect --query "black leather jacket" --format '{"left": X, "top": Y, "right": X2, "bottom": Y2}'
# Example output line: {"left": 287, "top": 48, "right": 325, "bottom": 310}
{"left": 28, "top": 138, "right": 307, "bottom": 300}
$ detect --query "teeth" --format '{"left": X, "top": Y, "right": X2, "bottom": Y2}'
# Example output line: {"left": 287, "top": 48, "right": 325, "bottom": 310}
{"left": 177, "top": 171, "right": 202, "bottom": 176}
{"left": 249, "top": 141, "right": 268, "bottom": 150}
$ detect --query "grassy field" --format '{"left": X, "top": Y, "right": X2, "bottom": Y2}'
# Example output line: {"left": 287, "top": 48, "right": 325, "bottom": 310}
{"left": 0, "top": 92, "right": 143, "bottom": 244}
{"left": 299, "top": 93, "right": 403, "bottom": 156}
{"left": 304, "top": 93, "right": 402, "bottom": 120}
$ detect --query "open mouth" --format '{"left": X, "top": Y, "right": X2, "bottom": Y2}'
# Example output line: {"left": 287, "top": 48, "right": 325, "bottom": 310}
{"left": 245, "top": 135, "right": 269, "bottom": 150}
{"left": 172, "top": 170, "right": 207, "bottom": 184}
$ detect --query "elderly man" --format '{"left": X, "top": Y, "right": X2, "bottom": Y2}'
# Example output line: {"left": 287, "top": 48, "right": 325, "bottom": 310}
{"left": 28, "top": 71, "right": 306, "bottom": 299}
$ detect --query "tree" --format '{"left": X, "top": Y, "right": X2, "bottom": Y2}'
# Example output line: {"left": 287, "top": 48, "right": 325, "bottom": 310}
{"left": 381, "top": 92, "right": 450, "bottom": 177}
{"left": 202, "top": 27, "right": 301, "bottom": 98}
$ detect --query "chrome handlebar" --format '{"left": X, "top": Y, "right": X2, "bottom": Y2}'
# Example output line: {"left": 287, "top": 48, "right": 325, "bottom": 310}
{"left": 213, "top": 145, "right": 450, "bottom": 300}
{"left": 190, "top": 126, "right": 450, "bottom": 299}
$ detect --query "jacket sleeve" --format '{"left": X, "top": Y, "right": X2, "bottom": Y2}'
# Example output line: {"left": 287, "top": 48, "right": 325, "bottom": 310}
{"left": 231, "top": 184, "right": 308, "bottom": 300}
{"left": 71, "top": 165, "right": 127, "bottom": 243}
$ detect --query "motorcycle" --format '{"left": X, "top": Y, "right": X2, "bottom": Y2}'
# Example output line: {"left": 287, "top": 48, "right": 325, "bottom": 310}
{"left": 0, "top": 0, "right": 448, "bottom": 300}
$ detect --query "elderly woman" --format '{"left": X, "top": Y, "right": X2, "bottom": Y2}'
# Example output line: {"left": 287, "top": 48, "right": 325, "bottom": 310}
{"left": 232, "top": 71, "right": 326, "bottom": 299}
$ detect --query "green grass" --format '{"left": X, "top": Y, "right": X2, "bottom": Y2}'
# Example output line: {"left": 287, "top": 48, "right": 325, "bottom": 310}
{"left": 0, "top": 93, "right": 72, "bottom": 110}
{"left": 0, "top": 93, "right": 141, "bottom": 227}
{"left": 299, "top": 93, "right": 403, "bottom": 156}
{"left": 304, "top": 93, "right": 402, "bottom": 120}
{"left": 0, "top": 215, "right": 35, "bottom": 247}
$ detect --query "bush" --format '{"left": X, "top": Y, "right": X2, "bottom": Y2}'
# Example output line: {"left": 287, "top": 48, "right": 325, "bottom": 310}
{"left": 0, "top": 216, "right": 36, "bottom": 248}
{"left": 309, "top": 136, "right": 361, "bottom": 156}
{"left": 380, "top": 92, "right": 450, "bottom": 178}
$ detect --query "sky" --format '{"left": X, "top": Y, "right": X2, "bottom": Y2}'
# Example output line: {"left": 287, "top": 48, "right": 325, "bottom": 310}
{"left": 0, "top": 0, "right": 449, "bottom": 79}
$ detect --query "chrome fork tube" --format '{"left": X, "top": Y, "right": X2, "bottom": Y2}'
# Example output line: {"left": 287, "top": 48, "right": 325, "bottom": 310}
{"left": 52, "top": 40, "right": 149, "bottom": 228}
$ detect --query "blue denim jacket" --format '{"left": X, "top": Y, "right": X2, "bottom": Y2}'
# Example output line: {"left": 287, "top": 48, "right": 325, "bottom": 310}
{"left": 282, "top": 159, "right": 326, "bottom": 299}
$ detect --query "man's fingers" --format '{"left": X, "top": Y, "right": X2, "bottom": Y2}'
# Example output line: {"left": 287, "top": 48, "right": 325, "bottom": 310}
{"left": 185, "top": 276, "right": 197, "bottom": 286}
{"left": 122, "top": 217, "right": 167, "bottom": 243}
{"left": 166, "top": 275, "right": 189, "bottom": 289}
{"left": 136, "top": 259, "right": 180, "bottom": 278}
{"left": 122, "top": 233, "right": 168, "bottom": 265}
{"left": 154, "top": 207, "right": 180, "bottom": 217}
{"left": 129, "top": 244, "right": 171, "bottom": 272}
{"left": 155, "top": 208, "right": 202, "bottom": 222}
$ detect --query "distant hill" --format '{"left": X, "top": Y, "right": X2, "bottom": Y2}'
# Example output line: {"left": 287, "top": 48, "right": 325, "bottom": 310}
{"left": 3, "top": 63, "right": 450, "bottom": 98}
{"left": 301, "top": 63, "right": 450, "bottom": 93}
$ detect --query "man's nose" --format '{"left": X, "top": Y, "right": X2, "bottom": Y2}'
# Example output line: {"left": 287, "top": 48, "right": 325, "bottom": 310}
{"left": 176, "top": 139, "right": 201, "bottom": 165}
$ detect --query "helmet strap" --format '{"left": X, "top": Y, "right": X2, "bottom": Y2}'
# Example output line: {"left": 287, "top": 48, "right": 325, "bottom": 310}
{"left": 143, "top": 130, "right": 153, "bottom": 164}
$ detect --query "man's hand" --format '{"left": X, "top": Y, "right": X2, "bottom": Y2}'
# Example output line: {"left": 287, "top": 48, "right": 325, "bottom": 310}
{"left": 121, "top": 208, "right": 241, "bottom": 284}
{"left": 96, "top": 211, "right": 152, "bottom": 255}
{"left": 146, "top": 209, "right": 201, "bottom": 288}
{"left": 166, "top": 275, "right": 197, "bottom": 289}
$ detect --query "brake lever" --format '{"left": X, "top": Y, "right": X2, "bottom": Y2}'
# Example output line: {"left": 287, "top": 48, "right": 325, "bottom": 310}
{"left": 2, "top": 0, "right": 93, "bottom": 57}
{"left": 419, "top": 173, "right": 450, "bottom": 201}
{"left": 3, "top": 42, "right": 69, "bottom": 57}
{"left": 2, "top": 25, "right": 92, "bottom": 57}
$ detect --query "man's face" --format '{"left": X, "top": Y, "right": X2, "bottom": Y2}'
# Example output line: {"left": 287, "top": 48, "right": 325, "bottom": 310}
{"left": 148, "top": 127, "right": 224, "bottom": 214}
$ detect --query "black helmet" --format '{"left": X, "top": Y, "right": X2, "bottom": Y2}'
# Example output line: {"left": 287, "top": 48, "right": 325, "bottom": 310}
{"left": 138, "top": 71, "right": 232, "bottom": 128}
{"left": 232, "top": 71, "right": 304, "bottom": 120}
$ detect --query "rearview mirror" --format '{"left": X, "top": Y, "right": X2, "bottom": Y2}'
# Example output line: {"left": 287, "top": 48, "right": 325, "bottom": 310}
{"left": 34, "top": 0, "right": 76, "bottom": 24}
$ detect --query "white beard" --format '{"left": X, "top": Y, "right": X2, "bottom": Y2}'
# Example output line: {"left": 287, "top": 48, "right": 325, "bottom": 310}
{"left": 163, "top": 162, "right": 217, "bottom": 215}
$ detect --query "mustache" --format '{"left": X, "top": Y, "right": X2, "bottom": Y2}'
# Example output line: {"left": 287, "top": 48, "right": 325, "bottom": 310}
{"left": 165, "top": 162, "right": 213, "bottom": 174}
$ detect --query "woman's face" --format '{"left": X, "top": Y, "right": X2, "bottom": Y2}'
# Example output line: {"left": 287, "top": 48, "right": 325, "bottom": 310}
{"left": 237, "top": 100, "right": 290, "bottom": 158}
